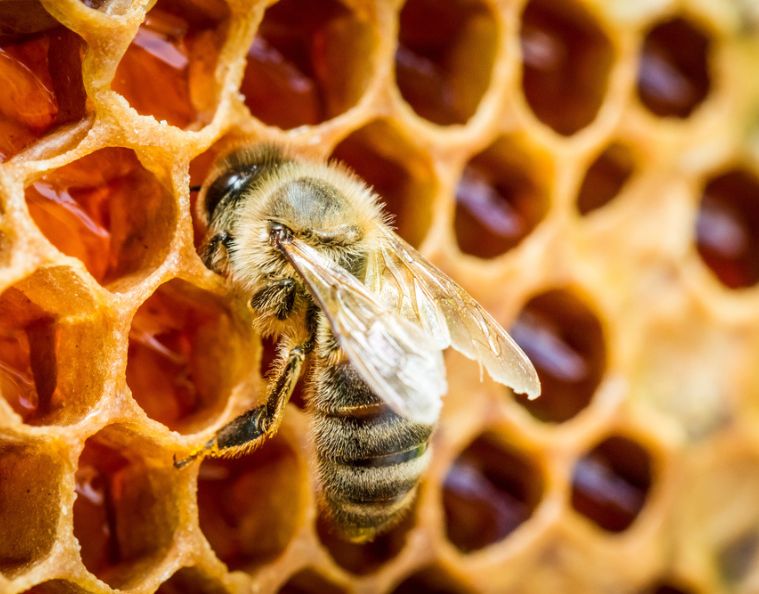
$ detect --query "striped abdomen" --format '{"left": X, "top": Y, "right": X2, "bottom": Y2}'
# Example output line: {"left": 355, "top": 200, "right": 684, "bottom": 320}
{"left": 311, "top": 360, "right": 434, "bottom": 542}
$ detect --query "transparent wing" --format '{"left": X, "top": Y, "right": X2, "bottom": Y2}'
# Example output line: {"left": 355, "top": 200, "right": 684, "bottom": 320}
{"left": 365, "top": 229, "right": 540, "bottom": 399}
{"left": 279, "top": 237, "right": 446, "bottom": 424}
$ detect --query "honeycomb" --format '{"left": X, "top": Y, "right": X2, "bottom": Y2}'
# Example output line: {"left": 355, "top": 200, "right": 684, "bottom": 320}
{"left": 1, "top": 0, "right": 759, "bottom": 592}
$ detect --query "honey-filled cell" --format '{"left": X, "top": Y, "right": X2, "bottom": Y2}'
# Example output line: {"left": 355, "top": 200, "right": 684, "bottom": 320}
{"left": 520, "top": 0, "right": 612, "bottom": 135}
{"left": 695, "top": 168, "right": 759, "bottom": 289}
{"left": 197, "top": 436, "right": 303, "bottom": 570}
{"left": 25, "top": 147, "right": 176, "bottom": 291}
{"left": 395, "top": 0, "right": 497, "bottom": 125}
{"left": 509, "top": 289, "right": 606, "bottom": 423}
{"left": 21, "top": 580, "right": 92, "bottom": 594}
{"left": 332, "top": 121, "right": 435, "bottom": 248}
{"left": 126, "top": 279, "right": 247, "bottom": 434}
{"left": 0, "top": 269, "right": 108, "bottom": 426}
{"left": 73, "top": 428, "right": 179, "bottom": 589}
{"left": 112, "top": 0, "right": 229, "bottom": 128}
{"left": 391, "top": 565, "right": 476, "bottom": 594}
{"left": 156, "top": 567, "right": 230, "bottom": 594}
{"left": 443, "top": 433, "right": 543, "bottom": 553}
{"left": 0, "top": 9, "right": 86, "bottom": 161}
{"left": 277, "top": 569, "right": 346, "bottom": 594}
{"left": 455, "top": 138, "right": 549, "bottom": 259}
{"left": 637, "top": 18, "right": 711, "bottom": 119}
{"left": 242, "top": 0, "right": 375, "bottom": 129}
{"left": 577, "top": 143, "right": 635, "bottom": 215}
{"left": 0, "top": 441, "right": 63, "bottom": 577}
{"left": 571, "top": 435, "right": 653, "bottom": 533}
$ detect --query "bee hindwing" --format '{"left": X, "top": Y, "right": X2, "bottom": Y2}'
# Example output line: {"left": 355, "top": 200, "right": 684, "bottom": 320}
{"left": 366, "top": 229, "right": 540, "bottom": 400}
{"left": 279, "top": 237, "right": 446, "bottom": 424}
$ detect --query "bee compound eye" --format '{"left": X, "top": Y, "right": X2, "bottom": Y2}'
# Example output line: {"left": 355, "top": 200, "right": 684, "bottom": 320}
{"left": 204, "top": 168, "right": 251, "bottom": 219}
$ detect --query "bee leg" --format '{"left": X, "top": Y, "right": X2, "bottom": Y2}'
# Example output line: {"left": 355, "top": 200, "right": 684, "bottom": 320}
{"left": 201, "top": 231, "right": 233, "bottom": 274}
{"left": 173, "top": 344, "right": 306, "bottom": 468}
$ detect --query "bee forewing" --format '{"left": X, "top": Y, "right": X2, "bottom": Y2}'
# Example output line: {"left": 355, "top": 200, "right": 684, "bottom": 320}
{"left": 280, "top": 238, "right": 446, "bottom": 424}
{"left": 374, "top": 230, "right": 541, "bottom": 400}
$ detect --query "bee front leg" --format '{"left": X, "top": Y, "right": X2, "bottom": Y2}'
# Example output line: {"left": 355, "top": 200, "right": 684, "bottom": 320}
{"left": 173, "top": 343, "right": 306, "bottom": 468}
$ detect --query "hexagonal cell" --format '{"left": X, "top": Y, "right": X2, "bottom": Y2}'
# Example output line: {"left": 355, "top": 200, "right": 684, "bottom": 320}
{"left": 0, "top": 270, "right": 109, "bottom": 425}
{"left": 571, "top": 435, "right": 653, "bottom": 533}
{"left": 332, "top": 121, "right": 436, "bottom": 247}
{"left": 112, "top": 0, "right": 229, "bottom": 128}
{"left": 509, "top": 289, "right": 606, "bottom": 422}
{"left": 695, "top": 168, "right": 759, "bottom": 289}
{"left": 520, "top": 0, "right": 612, "bottom": 135}
{"left": 454, "top": 138, "right": 549, "bottom": 258}
{"left": 317, "top": 513, "right": 413, "bottom": 575}
{"left": 637, "top": 18, "right": 711, "bottom": 119}
{"left": 73, "top": 427, "right": 179, "bottom": 589}
{"left": 156, "top": 567, "right": 229, "bottom": 594}
{"left": 21, "top": 580, "right": 91, "bottom": 594}
{"left": 241, "top": 0, "right": 375, "bottom": 129}
{"left": 277, "top": 569, "right": 346, "bottom": 594}
{"left": 641, "top": 582, "right": 697, "bottom": 594}
{"left": 0, "top": 440, "right": 63, "bottom": 577}
{"left": 25, "top": 147, "right": 176, "bottom": 290}
{"left": 442, "top": 433, "right": 543, "bottom": 553}
{"left": 0, "top": 10, "right": 86, "bottom": 161}
{"left": 391, "top": 565, "right": 475, "bottom": 594}
{"left": 395, "top": 0, "right": 497, "bottom": 125}
{"left": 197, "top": 435, "right": 303, "bottom": 570}
{"left": 126, "top": 279, "right": 246, "bottom": 434}
{"left": 577, "top": 142, "right": 635, "bottom": 215}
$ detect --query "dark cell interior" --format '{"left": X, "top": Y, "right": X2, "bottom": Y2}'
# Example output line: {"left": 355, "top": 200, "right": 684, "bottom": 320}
{"left": 197, "top": 436, "right": 302, "bottom": 570}
{"left": 21, "top": 579, "right": 90, "bottom": 594}
{"left": 126, "top": 280, "right": 243, "bottom": 434}
{"left": 443, "top": 434, "right": 542, "bottom": 552}
{"left": 155, "top": 567, "right": 229, "bottom": 594}
{"left": 277, "top": 569, "right": 346, "bottom": 594}
{"left": 637, "top": 18, "right": 711, "bottom": 119}
{"left": 520, "top": 0, "right": 612, "bottom": 135}
{"left": 112, "top": 0, "right": 229, "bottom": 128}
{"left": 396, "top": 0, "right": 497, "bottom": 125}
{"left": 242, "top": 0, "right": 374, "bottom": 128}
{"left": 332, "top": 121, "right": 435, "bottom": 247}
{"left": 454, "top": 139, "right": 548, "bottom": 258}
{"left": 0, "top": 11, "right": 86, "bottom": 161}
{"left": 0, "top": 443, "right": 61, "bottom": 577}
{"left": 25, "top": 148, "right": 175, "bottom": 290}
{"left": 509, "top": 290, "right": 605, "bottom": 422}
{"left": 73, "top": 429, "right": 178, "bottom": 589}
{"left": 717, "top": 531, "right": 759, "bottom": 585}
{"left": 391, "top": 565, "right": 475, "bottom": 594}
{"left": 577, "top": 143, "right": 635, "bottom": 215}
{"left": 695, "top": 168, "right": 759, "bottom": 289}
{"left": 317, "top": 513, "right": 413, "bottom": 576}
{"left": 643, "top": 582, "right": 696, "bottom": 594}
{"left": 571, "top": 435, "right": 652, "bottom": 532}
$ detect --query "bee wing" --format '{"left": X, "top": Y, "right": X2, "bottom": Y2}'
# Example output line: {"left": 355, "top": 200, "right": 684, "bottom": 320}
{"left": 279, "top": 237, "right": 446, "bottom": 424}
{"left": 366, "top": 230, "right": 540, "bottom": 399}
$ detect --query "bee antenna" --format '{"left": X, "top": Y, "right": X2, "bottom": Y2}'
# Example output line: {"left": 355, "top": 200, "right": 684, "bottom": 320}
{"left": 189, "top": 184, "right": 202, "bottom": 192}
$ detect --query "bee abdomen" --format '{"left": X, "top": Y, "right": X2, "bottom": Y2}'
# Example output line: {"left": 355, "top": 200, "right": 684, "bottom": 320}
{"left": 313, "top": 403, "right": 433, "bottom": 541}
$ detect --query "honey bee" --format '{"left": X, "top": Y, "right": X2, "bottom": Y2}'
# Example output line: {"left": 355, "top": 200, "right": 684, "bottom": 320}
{"left": 175, "top": 144, "right": 540, "bottom": 542}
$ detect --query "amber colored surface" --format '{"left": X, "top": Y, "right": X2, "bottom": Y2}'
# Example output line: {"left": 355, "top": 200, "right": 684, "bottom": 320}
{"left": 637, "top": 18, "right": 711, "bottom": 119}
{"left": 197, "top": 437, "right": 301, "bottom": 571}
{"left": 332, "top": 122, "right": 434, "bottom": 247}
{"left": 127, "top": 281, "right": 240, "bottom": 433}
{"left": 155, "top": 568, "right": 228, "bottom": 594}
{"left": 112, "top": 1, "right": 227, "bottom": 128}
{"left": 443, "top": 434, "right": 542, "bottom": 552}
{"left": 242, "top": 0, "right": 373, "bottom": 128}
{"left": 520, "top": 0, "right": 612, "bottom": 135}
{"left": 571, "top": 436, "right": 652, "bottom": 533}
{"left": 695, "top": 169, "right": 759, "bottom": 289}
{"left": 396, "top": 0, "right": 496, "bottom": 125}
{"left": 277, "top": 570, "right": 346, "bottom": 594}
{"left": 0, "top": 26, "right": 85, "bottom": 161}
{"left": 577, "top": 143, "right": 635, "bottom": 215}
{"left": 391, "top": 566, "right": 474, "bottom": 594}
{"left": 25, "top": 148, "right": 175, "bottom": 288}
{"left": 454, "top": 141, "right": 548, "bottom": 258}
